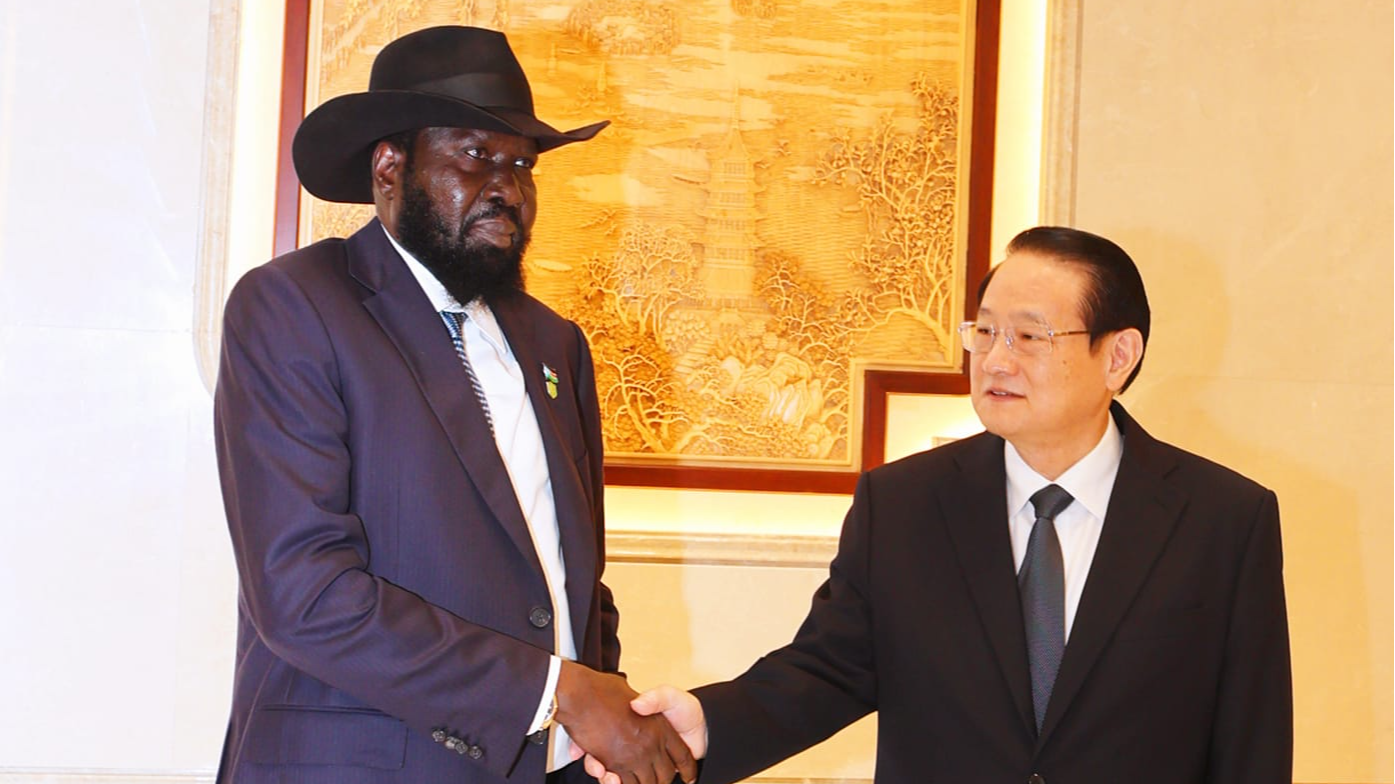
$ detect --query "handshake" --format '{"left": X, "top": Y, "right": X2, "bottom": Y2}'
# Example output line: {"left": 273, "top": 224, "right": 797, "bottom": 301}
{"left": 556, "top": 661, "right": 706, "bottom": 784}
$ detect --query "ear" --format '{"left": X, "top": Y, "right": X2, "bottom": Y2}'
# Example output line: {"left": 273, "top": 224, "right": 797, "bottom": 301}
{"left": 1103, "top": 328, "right": 1144, "bottom": 393}
{"left": 371, "top": 140, "right": 406, "bottom": 199}
{"left": 371, "top": 140, "right": 409, "bottom": 234}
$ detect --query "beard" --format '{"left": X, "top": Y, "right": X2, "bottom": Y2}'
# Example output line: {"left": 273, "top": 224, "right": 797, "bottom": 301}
{"left": 394, "top": 177, "right": 528, "bottom": 307}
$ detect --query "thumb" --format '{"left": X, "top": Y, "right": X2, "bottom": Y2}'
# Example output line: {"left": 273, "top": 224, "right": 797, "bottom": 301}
{"left": 630, "top": 684, "right": 680, "bottom": 716}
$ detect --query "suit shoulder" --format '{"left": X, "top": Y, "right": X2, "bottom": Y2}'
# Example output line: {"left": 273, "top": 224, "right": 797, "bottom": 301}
{"left": 1149, "top": 438, "right": 1273, "bottom": 500}
{"left": 513, "top": 290, "right": 575, "bottom": 327}
{"left": 498, "top": 291, "right": 587, "bottom": 350}
{"left": 259, "top": 237, "right": 349, "bottom": 283}
{"left": 229, "top": 238, "right": 347, "bottom": 294}
{"left": 221, "top": 239, "right": 354, "bottom": 334}
{"left": 862, "top": 430, "right": 994, "bottom": 488}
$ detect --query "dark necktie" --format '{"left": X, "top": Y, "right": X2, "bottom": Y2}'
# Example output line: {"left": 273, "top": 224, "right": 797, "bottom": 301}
{"left": 1020, "top": 483, "right": 1074, "bottom": 733}
{"left": 440, "top": 310, "right": 494, "bottom": 434}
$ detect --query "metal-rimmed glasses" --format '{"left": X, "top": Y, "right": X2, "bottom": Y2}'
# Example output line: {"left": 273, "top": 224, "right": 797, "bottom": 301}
{"left": 957, "top": 321, "right": 1091, "bottom": 356}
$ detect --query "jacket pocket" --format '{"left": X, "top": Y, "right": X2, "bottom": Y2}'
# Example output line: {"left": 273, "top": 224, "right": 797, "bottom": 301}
{"left": 243, "top": 705, "right": 407, "bottom": 770}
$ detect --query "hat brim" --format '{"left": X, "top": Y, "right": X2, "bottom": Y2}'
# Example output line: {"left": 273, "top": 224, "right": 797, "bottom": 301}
{"left": 292, "top": 90, "right": 609, "bottom": 204}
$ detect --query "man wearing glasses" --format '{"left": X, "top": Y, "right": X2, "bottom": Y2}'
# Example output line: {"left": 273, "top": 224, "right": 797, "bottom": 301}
{"left": 590, "top": 226, "right": 1292, "bottom": 784}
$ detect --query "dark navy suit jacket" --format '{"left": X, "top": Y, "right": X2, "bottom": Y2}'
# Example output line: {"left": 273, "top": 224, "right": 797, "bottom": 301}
{"left": 695, "top": 403, "right": 1292, "bottom": 784}
{"left": 214, "top": 219, "right": 614, "bottom": 783}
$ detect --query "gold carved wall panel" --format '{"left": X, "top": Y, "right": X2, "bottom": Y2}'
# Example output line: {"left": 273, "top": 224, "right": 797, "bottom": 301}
{"left": 290, "top": 0, "right": 998, "bottom": 491}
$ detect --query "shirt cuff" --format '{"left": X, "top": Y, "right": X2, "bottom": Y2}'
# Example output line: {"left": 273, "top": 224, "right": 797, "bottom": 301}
{"left": 527, "top": 655, "right": 562, "bottom": 734}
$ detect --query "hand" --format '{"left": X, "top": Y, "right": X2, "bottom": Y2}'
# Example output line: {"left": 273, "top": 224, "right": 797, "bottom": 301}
{"left": 583, "top": 685, "right": 708, "bottom": 784}
{"left": 555, "top": 662, "right": 697, "bottom": 784}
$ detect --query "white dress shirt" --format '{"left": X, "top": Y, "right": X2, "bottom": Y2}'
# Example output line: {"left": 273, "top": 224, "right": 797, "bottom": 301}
{"left": 1003, "top": 414, "right": 1123, "bottom": 641}
{"left": 385, "top": 227, "right": 575, "bottom": 770}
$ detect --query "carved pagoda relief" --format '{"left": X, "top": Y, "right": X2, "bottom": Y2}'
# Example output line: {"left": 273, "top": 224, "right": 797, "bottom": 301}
{"left": 301, "top": 0, "right": 985, "bottom": 473}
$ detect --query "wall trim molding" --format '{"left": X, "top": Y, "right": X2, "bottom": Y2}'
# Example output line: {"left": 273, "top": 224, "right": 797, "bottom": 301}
{"left": 744, "top": 779, "right": 866, "bottom": 784}
{"left": 606, "top": 530, "right": 838, "bottom": 568}
{"left": 0, "top": 771, "right": 212, "bottom": 783}
{"left": 192, "top": 0, "right": 242, "bottom": 393}
{"left": 1039, "top": 0, "right": 1083, "bottom": 226}
{"left": 0, "top": 769, "right": 1354, "bottom": 784}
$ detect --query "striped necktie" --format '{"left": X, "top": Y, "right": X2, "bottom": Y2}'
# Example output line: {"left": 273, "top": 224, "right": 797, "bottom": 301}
{"left": 440, "top": 310, "right": 494, "bottom": 434}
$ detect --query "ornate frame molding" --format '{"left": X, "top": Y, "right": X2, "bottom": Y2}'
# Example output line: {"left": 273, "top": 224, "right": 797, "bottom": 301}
{"left": 1039, "top": 0, "right": 1083, "bottom": 226}
{"left": 192, "top": 0, "right": 242, "bottom": 392}
{"left": 606, "top": 530, "right": 837, "bottom": 569}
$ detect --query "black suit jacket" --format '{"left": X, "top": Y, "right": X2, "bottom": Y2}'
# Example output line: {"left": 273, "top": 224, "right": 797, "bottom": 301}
{"left": 214, "top": 220, "right": 614, "bottom": 783}
{"left": 695, "top": 403, "right": 1291, "bottom": 783}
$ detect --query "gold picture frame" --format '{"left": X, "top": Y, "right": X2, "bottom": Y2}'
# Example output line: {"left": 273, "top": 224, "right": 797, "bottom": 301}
{"left": 275, "top": 0, "right": 998, "bottom": 492}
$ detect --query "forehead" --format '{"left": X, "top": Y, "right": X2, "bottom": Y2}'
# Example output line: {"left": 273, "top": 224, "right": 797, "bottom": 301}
{"left": 978, "top": 250, "right": 1088, "bottom": 323}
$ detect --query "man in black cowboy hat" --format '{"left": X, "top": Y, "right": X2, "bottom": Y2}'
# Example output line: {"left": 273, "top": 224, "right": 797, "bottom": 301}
{"left": 214, "top": 26, "right": 695, "bottom": 784}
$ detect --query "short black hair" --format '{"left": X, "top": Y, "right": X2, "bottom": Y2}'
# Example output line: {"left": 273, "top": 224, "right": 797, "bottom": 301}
{"left": 977, "top": 226, "right": 1151, "bottom": 392}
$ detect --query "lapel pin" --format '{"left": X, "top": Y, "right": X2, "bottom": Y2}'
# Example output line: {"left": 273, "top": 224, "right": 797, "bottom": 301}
{"left": 542, "top": 364, "right": 559, "bottom": 399}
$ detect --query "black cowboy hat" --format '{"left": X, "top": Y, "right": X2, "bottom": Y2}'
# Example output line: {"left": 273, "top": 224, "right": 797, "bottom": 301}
{"left": 292, "top": 25, "right": 609, "bottom": 204}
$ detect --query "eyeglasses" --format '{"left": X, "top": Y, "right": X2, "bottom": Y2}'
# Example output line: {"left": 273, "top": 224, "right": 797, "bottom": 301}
{"left": 957, "top": 321, "right": 1091, "bottom": 356}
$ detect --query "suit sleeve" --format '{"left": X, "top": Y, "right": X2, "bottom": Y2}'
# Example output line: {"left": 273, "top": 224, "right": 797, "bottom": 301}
{"left": 1206, "top": 489, "right": 1292, "bottom": 782}
{"left": 693, "top": 472, "right": 881, "bottom": 784}
{"left": 572, "top": 321, "right": 621, "bottom": 673}
{"left": 215, "top": 265, "right": 550, "bottom": 777}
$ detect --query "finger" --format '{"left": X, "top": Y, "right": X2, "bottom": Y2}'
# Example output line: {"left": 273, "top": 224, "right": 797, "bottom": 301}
{"left": 644, "top": 752, "right": 673, "bottom": 784}
{"left": 603, "top": 772, "right": 623, "bottom": 784}
{"left": 650, "top": 757, "right": 673, "bottom": 784}
{"left": 583, "top": 753, "right": 611, "bottom": 775}
{"left": 662, "top": 721, "right": 699, "bottom": 783}
{"left": 569, "top": 741, "right": 586, "bottom": 762}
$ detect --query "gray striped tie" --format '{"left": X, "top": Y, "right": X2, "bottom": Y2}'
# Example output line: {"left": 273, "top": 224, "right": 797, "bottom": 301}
{"left": 1020, "top": 483, "right": 1074, "bottom": 733}
{"left": 440, "top": 310, "right": 494, "bottom": 434}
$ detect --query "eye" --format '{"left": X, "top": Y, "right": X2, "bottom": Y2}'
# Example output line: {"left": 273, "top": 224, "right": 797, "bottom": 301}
{"left": 1016, "top": 327, "right": 1049, "bottom": 342}
{"left": 513, "top": 157, "right": 537, "bottom": 171}
{"left": 974, "top": 325, "right": 994, "bottom": 337}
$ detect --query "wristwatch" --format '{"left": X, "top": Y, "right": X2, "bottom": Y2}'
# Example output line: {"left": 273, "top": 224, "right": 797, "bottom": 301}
{"left": 539, "top": 692, "right": 559, "bottom": 730}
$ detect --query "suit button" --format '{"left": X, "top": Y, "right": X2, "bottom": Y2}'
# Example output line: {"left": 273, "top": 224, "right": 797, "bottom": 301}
{"left": 1028, "top": 775, "right": 1046, "bottom": 784}
{"left": 529, "top": 729, "right": 548, "bottom": 745}
{"left": 468, "top": 745, "right": 484, "bottom": 759}
{"left": 431, "top": 728, "right": 447, "bottom": 743}
{"left": 529, "top": 606, "right": 552, "bottom": 628}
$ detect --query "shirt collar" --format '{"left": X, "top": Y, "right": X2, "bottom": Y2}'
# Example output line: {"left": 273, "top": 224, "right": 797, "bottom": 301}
{"left": 382, "top": 224, "right": 459, "bottom": 312}
{"left": 1004, "top": 412, "right": 1124, "bottom": 521}
{"left": 381, "top": 224, "right": 509, "bottom": 354}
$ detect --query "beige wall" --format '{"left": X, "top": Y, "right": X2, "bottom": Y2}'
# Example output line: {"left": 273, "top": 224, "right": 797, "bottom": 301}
{"left": 1069, "top": 0, "right": 1393, "bottom": 779}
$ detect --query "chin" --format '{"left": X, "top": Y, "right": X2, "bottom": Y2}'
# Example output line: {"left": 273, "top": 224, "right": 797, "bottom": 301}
{"left": 971, "top": 405, "right": 1017, "bottom": 441}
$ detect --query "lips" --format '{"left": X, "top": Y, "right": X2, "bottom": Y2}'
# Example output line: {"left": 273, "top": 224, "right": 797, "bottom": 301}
{"left": 468, "top": 216, "right": 517, "bottom": 247}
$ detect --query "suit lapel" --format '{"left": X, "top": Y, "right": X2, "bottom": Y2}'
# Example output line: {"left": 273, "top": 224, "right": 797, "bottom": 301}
{"left": 346, "top": 222, "right": 542, "bottom": 574}
{"left": 941, "top": 435, "right": 1037, "bottom": 736}
{"left": 491, "top": 293, "right": 598, "bottom": 639}
{"left": 1037, "top": 404, "right": 1185, "bottom": 744}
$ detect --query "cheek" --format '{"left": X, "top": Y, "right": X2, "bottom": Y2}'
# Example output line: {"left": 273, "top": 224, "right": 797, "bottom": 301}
{"left": 421, "top": 176, "right": 470, "bottom": 213}
{"left": 968, "top": 356, "right": 987, "bottom": 390}
{"left": 519, "top": 193, "right": 539, "bottom": 228}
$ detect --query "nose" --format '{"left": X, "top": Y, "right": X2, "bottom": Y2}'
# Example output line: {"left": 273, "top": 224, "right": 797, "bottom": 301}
{"left": 482, "top": 162, "right": 525, "bottom": 206}
{"left": 979, "top": 330, "right": 1018, "bottom": 374}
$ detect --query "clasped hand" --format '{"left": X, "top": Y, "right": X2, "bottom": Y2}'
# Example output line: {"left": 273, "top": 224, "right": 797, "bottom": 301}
{"left": 555, "top": 662, "right": 698, "bottom": 784}
{"left": 575, "top": 684, "right": 708, "bottom": 784}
